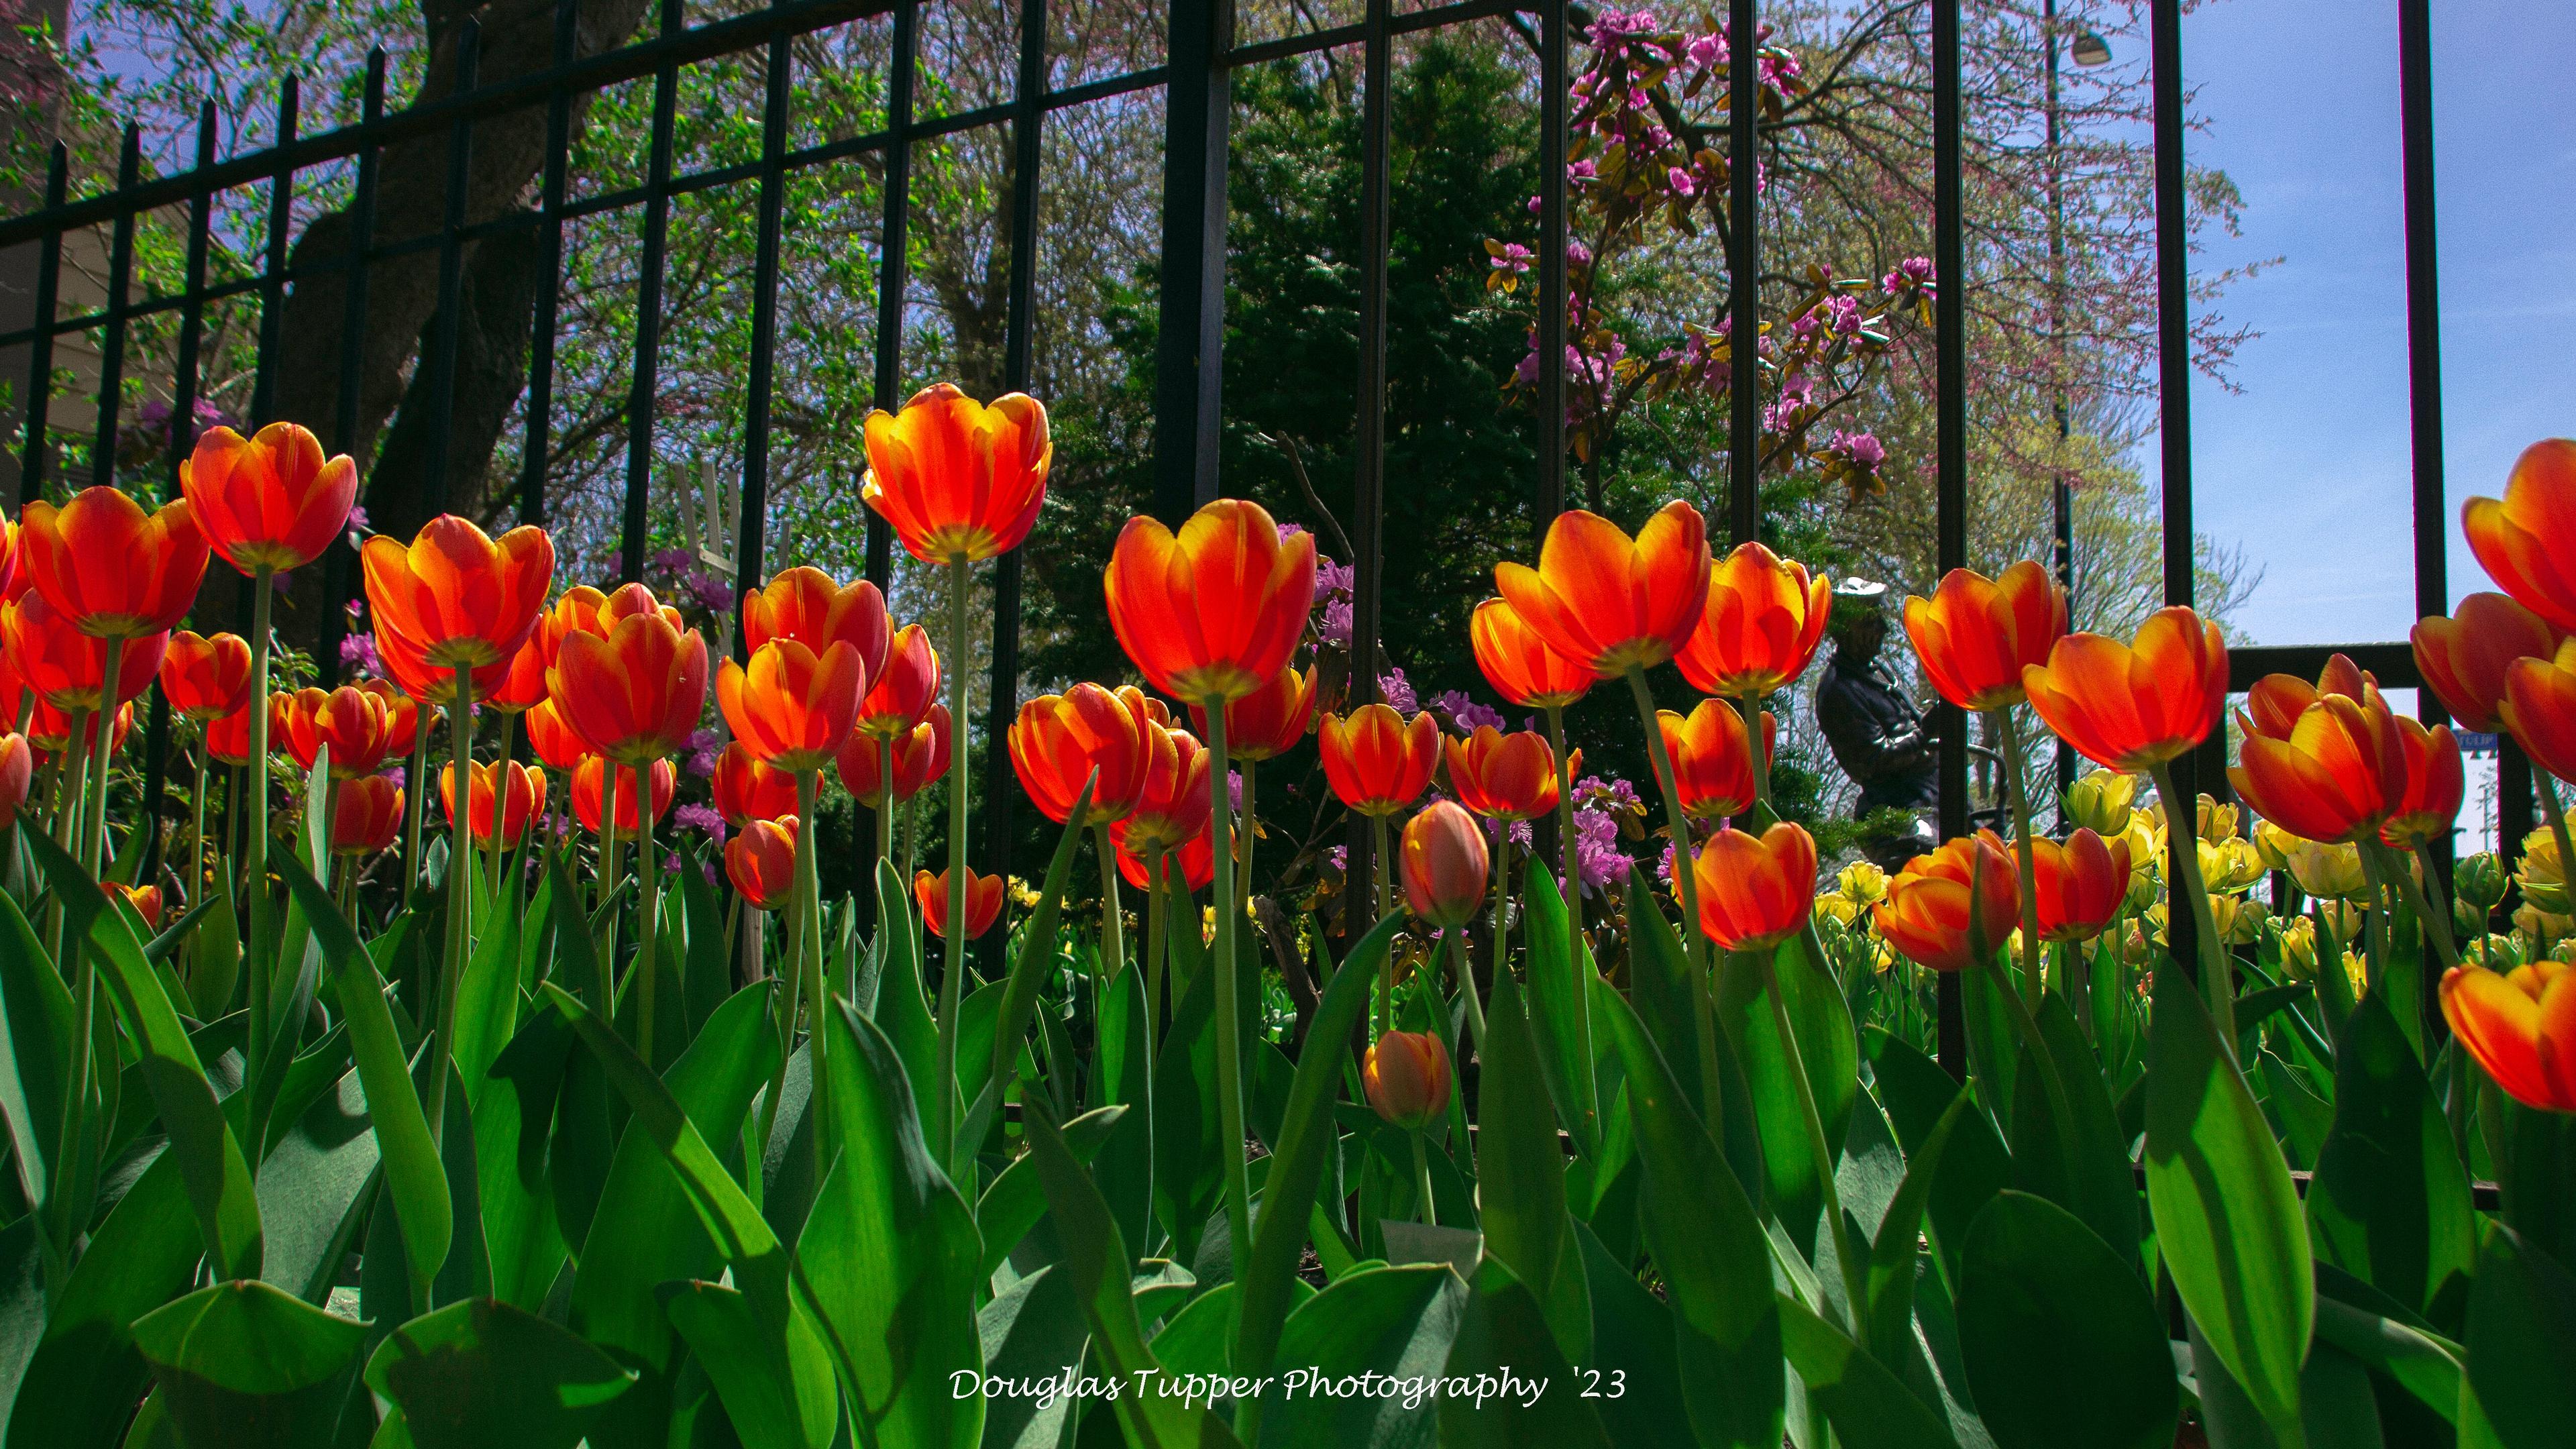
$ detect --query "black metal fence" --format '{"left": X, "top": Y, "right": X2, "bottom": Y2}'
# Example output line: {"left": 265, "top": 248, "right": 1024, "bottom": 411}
{"left": 0, "top": 0, "right": 2485, "bottom": 1075}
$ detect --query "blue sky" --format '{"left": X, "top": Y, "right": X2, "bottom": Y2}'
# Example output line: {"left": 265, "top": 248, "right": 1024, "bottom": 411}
{"left": 2167, "top": 0, "right": 2576, "bottom": 645}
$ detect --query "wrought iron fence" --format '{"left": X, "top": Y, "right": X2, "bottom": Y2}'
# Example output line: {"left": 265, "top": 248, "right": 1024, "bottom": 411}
{"left": 0, "top": 0, "right": 2483, "bottom": 1075}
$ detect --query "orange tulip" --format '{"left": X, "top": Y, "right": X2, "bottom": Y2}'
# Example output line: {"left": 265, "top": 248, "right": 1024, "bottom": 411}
{"left": 2030, "top": 828, "right": 2131, "bottom": 943}
{"left": 32, "top": 700, "right": 130, "bottom": 755}
{"left": 158, "top": 631, "right": 253, "bottom": 722}
{"left": 2463, "top": 438, "right": 2576, "bottom": 632}
{"left": 712, "top": 742, "right": 800, "bottom": 827}
{"left": 741, "top": 568, "right": 892, "bottom": 687}
{"left": 441, "top": 759, "right": 547, "bottom": 848}
{"left": 1106, "top": 498, "right": 1316, "bottom": 704}
{"left": 1401, "top": 800, "right": 1491, "bottom": 928}
{"left": 1119, "top": 723, "right": 1212, "bottom": 855}
{"left": 1658, "top": 700, "right": 1772, "bottom": 822}
{"left": 3, "top": 593, "right": 163, "bottom": 710}
{"left": 1470, "top": 596, "right": 1592, "bottom": 709}
{"left": 1188, "top": 663, "right": 1317, "bottom": 763}
{"left": 1686, "top": 821, "right": 1817, "bottom": 952}
{"left": 1677, "top": 541, "right": 1832, "bottom": 698}
{"left": 571, "top": 755, "right": 676, "bottom": 835}
{"left": 361, "top": 514, "right": 556, "bottom": 673}
{"left": 855, "top": 623, "right": 940, "bottom": 741}
{"left": 2020, "top": 607, "right": 2228, "bottom": 771}
{"left": 2381, "top": 718, "right": 2463, "bottom": 851}
{"left": 523, "top": 697, "right": 590, "bottom": 771}
{"left": 1319, "top": 705, "right": 1438, "bottom": 816}
{"left": 1902, "top": 561, "right": 2067, "bottom": 712}
{"left": 1873, "top": 830, "right": 2021, "bottom": 972}
{"left": 205, "top": 705, "right": 252, "bottom": 766}
{"left": 2506, "top": 639, "right": 2576, "bottom": 784}
{"left": 713, "top": 639, "right": 861, "bottom": 774}
{"left": 727, "top": 816, "right": 801, "bottom": 910}
{"left": 837, "top": 703, "right": 951, "bottom": 808}
{"left": 2228, "top": 691, "right": 2405, "bottom": 846}
{"left": 19, "top": 486, "right": 209, "bottom": 639}
{"left": 551, "top": 604, "right": 710, "bottom": 767}
{"left": 1008, "top": 682, "right": 1155, "bottom": 826}
{"left": 535, "top": 586, "right": 610, "bottom": 662}
{"left": 0, "top": 514, "right": 17, "bottom": 602}
{"left": 109, "top": 883, "right": 162, "bottom": 930}
{"left": 916, "top": 866, "right": 1006, "bottom": 939}
{"left": 0, "top": 733, "right": 32, "bottom": 828}
{"left": 356, "top": 678, "right": 420, "bottom": 760}
{"left": 486, "top": 633, "right": 551, "bottom": 715}
{"left": 2411, "top": 592, "right": 2558, "bottom": 734}
{"left": 1494, "top": 502, "right": 1711, "bottom": 678}
{"left": 330, "top": 774, "right": 405, "bottom": 856}
{"left": 1363, "top": 1030, "right": 1452, "bottom": 1129}
{"left": 2242, "top": 653, "right": 2383, "bottom": 743}
{"left": 178, "top": 421, "right": 357, "bottom": 573}
{"left": 372, "top": 614, "right": 513, "bottom": 707}
{"left": 2439, "top": 961, "right": 2576, "bottom": 1112}
{"left": 271, "top": 685, "right": 398, "bottom": 780}
{"left": 861, "top": 383, "right": 1051, "bottom": 564}
{"left": 1444, "top": 726, "right": 1570, "bottom": 822}
{"left": 1114, "top": 820, "right": 1215, "bottom": 892}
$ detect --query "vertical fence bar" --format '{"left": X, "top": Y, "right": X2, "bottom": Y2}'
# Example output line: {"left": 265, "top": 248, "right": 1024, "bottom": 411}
{"left": 1151, "top": 0, "right": 1232, "bottom": 525}
{"left": 2398, "top": 0, "right": 2451, "bottom": 1014}
{"left": 148, "top": 105, "right": 221, "bottom": 891}
{"left": 89, "top": 127, "right": 141, "bottom": 496}
{"left": 2149, "top": 0, "right": 2202, "bottom": 977}
{"left": 1340, "top": 0, "right": 1394, "bottom": 945}
{"left": 1724, "top": 0, "right": 1758, "bottom": 544}
{"left": 621, "top": 0, "right": 686, "bottom": 584}
{"left": 867, "top": 0, "right": 918, "bottom": 592}
{"left": 521, "top": 0, "right": 580, "bottom": 528}
{"left": 421, "top": 22, "right": 483, "bottom": 516}
{"left": 982, "top": 0, "right": 1046, "bottom": 973}
{"left": 2043, "top": 0, "right": 2078, "bottom": 808}
{"left": 15, "top": 143, "right": 64, "bottom": 508}
{"left": 321, "top": 50, "right": 390, "bottom": 688}
{"left": 1532, "top": 0, "right": 1570, "bottom": 880}
{"left": 1930, "top": 0, "right": 1968, "bottom": 1078}
{"left": 735, "top": 23, "right": 795, "bottom": 643}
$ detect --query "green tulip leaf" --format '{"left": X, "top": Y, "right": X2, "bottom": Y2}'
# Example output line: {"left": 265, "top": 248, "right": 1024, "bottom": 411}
{"left": 131, "top": 1279, "right": 368, "bottom": 1449}
{"left": 1957, "top": 1191, "right": 2177, "bottom": 1449}
{"left": 364, "top": 1297, "right": 634, "bottom": 1449}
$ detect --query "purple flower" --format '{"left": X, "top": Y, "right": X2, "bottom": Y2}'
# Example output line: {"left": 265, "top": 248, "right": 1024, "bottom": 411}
{"left": 1489, "top": 241, "right": 1534, "bottom": 275}
{"left": 1567, "top": 159, "right": 1598, "bottom": 188}
{"left": 1328, "top": 845, "right": 1348, "bottom": 872}
{"left": 1228, "top": 769, "right": 1244, "bottom": 814}
{"left": 1322, "top": 598, "right": 1354, "bottom": 647}
{"left": 1821, "top": 293, "right": 1863, "bottom": 337}
{"left": 685, "top": 727, "right": 722, "bottom": 779}
{"left": 1566, "top": 240, "right": 1593, "bottom": 270}
{"left": 1378, "top": 668, "right": 1417, "bottom": 716}
{"left": 1430, "top": 690, "right": 1506, "bottom": 735}
{"left": 1882, "top": 256, "right": 1935, "bottom": 294}
{"left": 380, "top": 765, "right": 407, "bottom": 790}
{"left": 1277, "top": 521, "right": 1309, "bottom": 543}
{"left": 674, "top": 802, "right": 726, "bottom": 840}
{"left": 1572, "top": 808, "right": 1633, "bottom": 896}
{"left": 1827, "top": 429, "right": 1888, "bottom": 471}
{"left": 339, "top": 631, "right": 382, "bottom": 678}
{"left": 1316, "top": 557, "right": 1355, "bottom": 601}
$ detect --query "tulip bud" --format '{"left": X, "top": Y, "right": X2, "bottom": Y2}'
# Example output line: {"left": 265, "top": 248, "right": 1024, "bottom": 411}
{"left": 2061, "top": 767, "right": 2137, "bottom": 837}
{"left": 2455, "top": 851, "right": 2508, "bottom": 912}
{"left": 2514, "top": 826, "right": 2567, "bottom": 912}
{"left": 1363, "top": 1030, "right": 1452, "bottom": 1129}
{"left": 2279, "top": 917, "right": 2318, "bottom": 979}
{"left": 1400, "top": 800, "right": 1489, "bottom": 929}
{"left": 2317, "top": 898, "right": 2367, "bottom": 947}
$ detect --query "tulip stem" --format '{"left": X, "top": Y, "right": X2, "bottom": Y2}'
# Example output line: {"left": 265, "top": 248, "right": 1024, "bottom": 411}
{"left": 487, "top": 716, "right": 515, "bottom": 908}
{"left": 401, "top": 731, "right": 429, "bottom": 900}
{"left": 1144, "top": 845, "right": 1167, "bottom": 1047}
{"left": 246, "top": 564, "right": 275, "bottom": 1066}
{"left": 187, "top": 739, "right": 209, "bottom": 908}
{"left": 796, "top": 767, "right": 829, "bottom": 1141}
{"left": 635, "top": 762, "right": 661, "bottom": 1071}
{"left": 2147, "top": 760, "right": 2238, "bottom": 1048}
{"left": 1733, "top": 694, "right": 1772, "bottom": 810}
{"left": 85, "top": 634, "right": 124, "bottom": 880}
{"left": 2402, "top": 841, "right": 2465, "bottom": 975}
{"left": 427, "top": 665, "right": 475, "bottom": 1145}
{"left": 1544, "top": 705, "right": 1581, "bottom": 944}
{"left": 877, "top": 739, "right": 894, "bottom": 863}
{"left": 1628, "top": 667, "right": 1726, "bottom": 1126}
{"left": 935, "top": 554, "right": 971, "bottom": 1164}
{"left": 1752, "top": 943, "right": 1870, "bottom": 1346}
{"left": 2355, "top": 846, "right": 2394, "bottom": 998}
{"left": 1093, "top": 821, "right": 1126, "bottom": 982}
{"left": 1203, "top": 700, "right": 1254, "bottom": 1278}
{"left": 1372, "top": 812, "right": 1394, "bottom": 1034}
{"left": 46, "top": 707, "right": 89, "bottom": 960}
{"left": 1995, "top": 708, "right": 2046, "bottom": 1010}
{"left": 1411, "top": 1128, "right": 1436, "bottom": 1226}
{"left": 1446, "top": 928, "right": 1487, "bottom": 1056}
